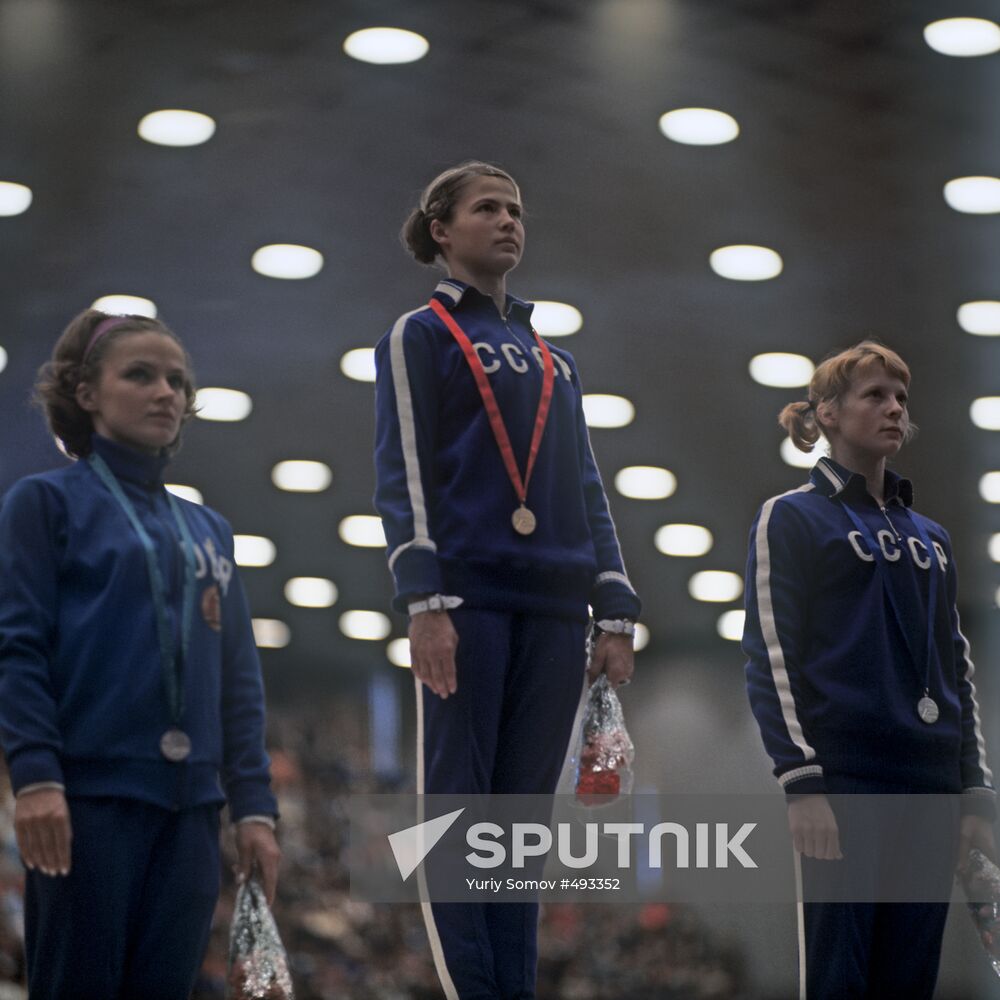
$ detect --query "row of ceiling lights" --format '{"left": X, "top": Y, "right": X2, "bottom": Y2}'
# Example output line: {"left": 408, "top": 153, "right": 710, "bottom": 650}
{"left": 3, "top": 17, "right": 997, "bottom": 658}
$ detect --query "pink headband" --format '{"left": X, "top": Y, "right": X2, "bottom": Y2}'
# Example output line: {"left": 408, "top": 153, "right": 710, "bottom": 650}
{"left": 83, "top": 315, "right": 132, "bottom": 360}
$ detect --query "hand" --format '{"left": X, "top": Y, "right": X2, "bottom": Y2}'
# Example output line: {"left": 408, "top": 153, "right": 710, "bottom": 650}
{"left": 787, "top": 794, "right": 842, "bottom": 860}
{"left": 235, "top": 821, "right": 281, "bottom": 906}
{"left": 587, "top": 633, "right": 634, "bottom": 687}
{"left": 956, "top": 814, "right": 997, "bottom": 873}
{"left": 15, "top": 789, "right": 72, "bottom": 876}
{"left": 409, "top": 611, "right": 459, "bottom": 698}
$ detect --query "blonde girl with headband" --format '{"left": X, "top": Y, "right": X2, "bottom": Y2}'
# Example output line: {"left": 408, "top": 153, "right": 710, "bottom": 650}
{"left": 742, "top": 340, "right": 995, "bottom": 998}
{"left": 374, "top": 161, "right": 641, "bottom": 999}
{"left": 0, "top": 309, "right": 280, "bottom": 1000}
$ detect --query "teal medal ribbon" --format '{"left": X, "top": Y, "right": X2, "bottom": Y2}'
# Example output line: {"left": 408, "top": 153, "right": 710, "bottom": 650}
{"left": 88, "top": 452, "right": 198, "bottom": 758}
{"left": 839, "top": 498, "right": 940, "bottom": 724}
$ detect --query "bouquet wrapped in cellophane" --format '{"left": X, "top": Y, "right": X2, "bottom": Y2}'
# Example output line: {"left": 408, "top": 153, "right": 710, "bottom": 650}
{"left": 226, "top": 875, "right": 295, "bottom": 999}
{"left": 572, "top": 673, "right": 635, "bottom": 805}
{"left": 959, "top": 848, "right": 1000, "bottom": 977}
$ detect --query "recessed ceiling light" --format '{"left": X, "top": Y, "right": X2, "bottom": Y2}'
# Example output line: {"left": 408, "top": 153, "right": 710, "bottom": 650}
{"left": 710, "top": 245, "right": 783, "bottom": 281}
{"left": 91, "top": 295, "right": 157, "bottom": 317}
{"left": 633, "top": 623, "right": 650, "bottom": 652}
{"left": 165, "top": 484, "right": 203, "bottom": 505}
{"left": 717, "top": 609, "right": 746, "bottom": 641}
{"left": 343, "top": 27, "right": 429, "bottom": 64}
{"left": 988, "top": 533, "right": 1000, "bottom": 563}
{"left": 339, "top": 610, "right": 391, "bottom": 640}
{"left": 252, "top": 618, "right": 291, "bottom": 649}
{"left": 271, "top": 460, "right": 332, "bottom": 493}
{"left": 582, "top": 394, "right": 635, "bottom": 428}
{"left": 658, "top": 108, "right": 739, "bottom": 146}
{"left": 688, "top": 570, "right": 743, "bottom": 603}
{"left": 614, "top": 466, "right": 677, "bottom": 500}
{"left": 749, "top": 352, "right": 814, "bottom": 388}
{"left": 0, "top": 345, "right": 7, "bottom": 375}
{"left": 980, "top": 472, "right": 1000, "bottom": 503}
{"left": 530, "top": 301, "right": 583, "bottom": 336}
{"left": 339, "top": 515, "right": 386, "bottom": 547}
{"left": 970, "top": 396, "right": 1000, "bottom": 430}
{"left": 924, "top": 17, "right": 1000, "bottom": 57}
{"left": 781, "top": 436, "right": 828, "bottom": 469}
{"left": 0, "top": 181, "right": 32, "bottom": 217}
{"left": 944, "top": 177, "right": 1000, "bottom": 214}
{"left": 251, "top": 244, "right": 324, "bottom": 280}
{"left": 340, "top": 348, "right": 377, "bottom": 382}
{"left": 285, "top": 577, "right": 338, "bottom": 608}
{"left": 195, "top": 387, "right": 252, "bottom": 422}
{"left": 137, "top": 109, "right": 216, "bottom": 147}
{"left": 957, "top": 301, "right": 1000, "bottom": 336}
{"left": 655, "top": 524, "right": 713, "bottom": 557}
{"left": 387, "top": 638, "right": 412, "bottom": 667}
{"left": 233, "top": 535, "right": 276, "bottom": 568}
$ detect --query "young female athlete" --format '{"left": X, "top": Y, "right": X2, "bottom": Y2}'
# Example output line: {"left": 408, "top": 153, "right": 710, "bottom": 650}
{"left": 374, "top": 161, "right": 641, "bottom": 999}
{"left": 743, "top": 340, "right": 995, "bottom": 998}
{"left": 0, "top": 309, "right": 280, "bottom": 1000}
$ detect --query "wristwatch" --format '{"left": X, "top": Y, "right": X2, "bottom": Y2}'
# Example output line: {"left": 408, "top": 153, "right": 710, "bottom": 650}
{"left": 594, "top": 618, "right": 636, "bottom": 637}
{"left": 407, "top": 594, "right": 463, "bottom": 616}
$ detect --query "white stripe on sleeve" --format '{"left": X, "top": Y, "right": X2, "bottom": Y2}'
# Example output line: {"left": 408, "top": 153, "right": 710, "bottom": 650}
{"left": 389, "top": 309, "right": 435, "bottom": 555}
{"left": 954, "top": 606, "right": 994, "bottom": 785}
{"left": 754, "top": 485, "right": 817, "bottom": 762}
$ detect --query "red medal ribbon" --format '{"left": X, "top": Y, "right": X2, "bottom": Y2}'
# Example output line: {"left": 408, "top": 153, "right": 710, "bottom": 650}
{"left": 429, "top": 297, "right": 555, "bottom": 507}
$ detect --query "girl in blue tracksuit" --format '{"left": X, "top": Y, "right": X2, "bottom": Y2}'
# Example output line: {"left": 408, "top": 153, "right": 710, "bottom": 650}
{"left": 743, "top": 341, "right": 996, "bottom": 998}
{"left": 374, "top": 161, "right": 641, "bottom": 999}
{"left": 0, "top": 309, "right": 280, "bottom": 1000}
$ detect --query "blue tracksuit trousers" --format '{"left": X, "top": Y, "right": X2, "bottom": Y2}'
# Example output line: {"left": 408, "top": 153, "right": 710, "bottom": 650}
{"left": 417, "top": 609, "right": 586, "bottom": 1000}
{"left": 797, "top": 775, "right": 960, "bottom": 999}
{"left": 24, "top": 797, "right": 221, "bottom": 1000}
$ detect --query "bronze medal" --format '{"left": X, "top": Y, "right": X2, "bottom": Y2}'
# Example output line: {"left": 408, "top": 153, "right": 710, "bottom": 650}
{"left": 512, "top": 505, "right": 537, "bottom": 536}
{"left": 159, "top": 727, "right": 192, "bottom": 761}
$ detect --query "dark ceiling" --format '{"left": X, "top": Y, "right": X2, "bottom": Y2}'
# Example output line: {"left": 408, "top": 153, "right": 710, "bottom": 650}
{"left": 2, "top": 0, "right": 998, "bottom": 693}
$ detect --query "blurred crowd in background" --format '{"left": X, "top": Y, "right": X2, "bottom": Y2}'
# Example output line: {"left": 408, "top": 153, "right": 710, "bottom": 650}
{"left": 0, "top": 698, "right": 747, "bottom": 999}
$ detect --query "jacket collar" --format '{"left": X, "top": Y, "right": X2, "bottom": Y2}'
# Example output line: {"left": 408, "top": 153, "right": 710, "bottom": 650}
{"left": 810, "top": 455, "right": 913, "bottom": 507}
{"left": 431, "top": 278, "right": 534, "bottom": 322}
{"left": 90, "top": 434, "right": 170, "bottom": 489}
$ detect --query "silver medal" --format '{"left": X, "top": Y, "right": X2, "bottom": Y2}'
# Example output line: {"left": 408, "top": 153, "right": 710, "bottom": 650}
{"left": 159, "top": 727, "right": 192, "bottom": 761}
{"left": 917, "top": 696, "right": 939, "bottom": 725}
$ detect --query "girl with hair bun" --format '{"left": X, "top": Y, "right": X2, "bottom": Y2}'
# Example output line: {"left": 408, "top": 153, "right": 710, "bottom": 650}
{"left": 375, "top": 162, "right": 641, "bottom": 998}
{"left": 743, "top": 340, "right": 996, "bottom": 997}
{"left": 0, "top": 309, "right": 280, "bottom": 999}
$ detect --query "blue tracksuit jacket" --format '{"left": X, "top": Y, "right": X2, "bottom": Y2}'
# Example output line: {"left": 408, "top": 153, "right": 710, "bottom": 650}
{"left": 0, "top": 435, "right": 277, "bottom": 819}
{"left": 743, "top": 457, "right": 994, "bottom": 812}
{"left": 373, "top": 278, "right": 641, "bottom": 623}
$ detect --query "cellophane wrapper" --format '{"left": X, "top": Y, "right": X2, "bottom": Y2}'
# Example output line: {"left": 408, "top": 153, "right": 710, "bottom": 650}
{"left": 572, "top": 673, "right": 635, "bottom": 804}
{"left": 960, "top": 848, "right": 1000, "bottom": 977}
{"left": 226, "top": 875, "right": 295, "bottom": 999}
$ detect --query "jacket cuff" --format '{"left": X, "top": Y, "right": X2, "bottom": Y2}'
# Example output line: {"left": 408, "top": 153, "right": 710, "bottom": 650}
{"left": 590, "top": 576, "right": 641, "bottom": 622}
{"left": 390, "top": 546, "right": 444, "bottom": 614}
{"left": 226, "top": 779, "right": 279, "bottom": 823}
{"left": 961, "top": 786, "right": 997, "bottom": 821}
{"left": 778, "top": 764, "right": 826, "bottom": 797}
{"left": 8, "top": 748, "right": 64, "bottom": 795}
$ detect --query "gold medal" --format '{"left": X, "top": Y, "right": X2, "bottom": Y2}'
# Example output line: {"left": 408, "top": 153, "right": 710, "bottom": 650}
{"left": 429, "top": 299, "right": 555, "bottom": 546}
{"left": 512, "top": 505, "right": 537, "bottom": 535}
